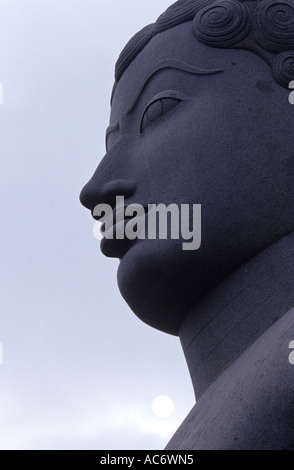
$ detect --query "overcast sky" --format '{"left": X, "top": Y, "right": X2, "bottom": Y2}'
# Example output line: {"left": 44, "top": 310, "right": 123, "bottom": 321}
{"left": 0, "top": 0, "right": 195, "bottom": 450}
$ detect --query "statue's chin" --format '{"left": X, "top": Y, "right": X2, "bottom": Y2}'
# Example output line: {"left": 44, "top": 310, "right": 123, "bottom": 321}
{"left": 117, "top": 240, "right": 202, "bottom": 336}
{"left": 117, "top": 242, "right": 164, "bottom": 326}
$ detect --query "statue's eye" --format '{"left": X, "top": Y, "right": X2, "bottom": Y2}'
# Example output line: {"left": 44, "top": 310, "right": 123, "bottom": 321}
{"left": 141, "top": 97, "right": 181, "bottom": 133}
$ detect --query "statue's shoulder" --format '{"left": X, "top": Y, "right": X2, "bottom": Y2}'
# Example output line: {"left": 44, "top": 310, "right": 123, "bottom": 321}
{"left": 166, "top": 307, "right": 294, "bottom": 450}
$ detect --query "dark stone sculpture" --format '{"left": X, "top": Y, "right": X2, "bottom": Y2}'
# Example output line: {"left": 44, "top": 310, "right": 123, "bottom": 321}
{"left": 80, "top": 0, "right": 294, "bottom": 450}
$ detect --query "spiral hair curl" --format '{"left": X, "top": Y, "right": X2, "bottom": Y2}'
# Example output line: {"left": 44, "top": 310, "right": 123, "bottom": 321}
{"left": 115, "top": 0, "right": 294, "bottom": 90}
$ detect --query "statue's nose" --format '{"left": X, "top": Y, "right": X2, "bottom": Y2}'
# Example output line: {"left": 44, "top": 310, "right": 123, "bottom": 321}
{"left": 80, "top": 178, "right": 137, "bottom": 212}
{"left": 80, "top": 139, "right": 137, "bottom": 212}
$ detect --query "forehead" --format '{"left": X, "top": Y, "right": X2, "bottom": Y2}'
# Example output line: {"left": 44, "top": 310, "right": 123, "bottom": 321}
{"left": 110, "top": 21, "right": 270, "bottom": 124}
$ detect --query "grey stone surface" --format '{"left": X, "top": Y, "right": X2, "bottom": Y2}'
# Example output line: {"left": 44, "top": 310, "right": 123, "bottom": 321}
{"left": 80, "top": 0, "right": 294, "bottom": 450}
{"left": 167, "top": 305, "right": 294, "bottom": 450}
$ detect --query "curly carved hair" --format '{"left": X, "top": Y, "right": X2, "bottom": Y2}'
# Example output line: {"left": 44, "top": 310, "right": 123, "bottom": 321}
{"left": 115, "top": 0, "right": 294, "bottom": 88}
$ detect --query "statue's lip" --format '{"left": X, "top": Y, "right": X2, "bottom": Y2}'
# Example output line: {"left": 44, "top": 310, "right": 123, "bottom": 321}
{"left": 99, "top": 205, "right": 149, "bottom": 233}
{"left": 99, "top": 205, "right": 149, "bottom": 259}
{"left": 92, "top": 204, "right": 148, "bottom": 222}
{"left": 100, "top": 223, "right": 136, "bottom": 259}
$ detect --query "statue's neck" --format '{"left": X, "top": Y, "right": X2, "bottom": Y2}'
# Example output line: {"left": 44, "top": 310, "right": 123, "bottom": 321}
{"left": 180, "top": 232, "right": 294, "bottom": 400}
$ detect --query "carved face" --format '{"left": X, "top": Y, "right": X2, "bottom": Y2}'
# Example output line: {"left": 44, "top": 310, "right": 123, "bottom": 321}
{"left": 80, "top": 22, "right": 294, "bottom": 335}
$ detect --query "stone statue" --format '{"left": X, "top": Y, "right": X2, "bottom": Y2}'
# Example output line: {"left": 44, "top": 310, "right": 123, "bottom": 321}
{"left": 80, "top": 0, "right": 294, "bottom": 450}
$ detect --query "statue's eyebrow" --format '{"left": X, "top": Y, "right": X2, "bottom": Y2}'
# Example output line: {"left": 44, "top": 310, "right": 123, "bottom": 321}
{"left": 126, "top": 59, "right": 224, "bottom": 115}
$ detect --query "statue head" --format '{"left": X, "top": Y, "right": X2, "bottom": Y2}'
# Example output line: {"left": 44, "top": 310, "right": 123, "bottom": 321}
{"left": 80, "top": 0, "right": 294, "bottom": 335}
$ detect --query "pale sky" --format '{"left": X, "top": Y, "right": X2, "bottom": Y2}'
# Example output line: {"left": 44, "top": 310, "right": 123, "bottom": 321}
{"left": 0, "top": 0, "right": 195, "bottom": 450}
